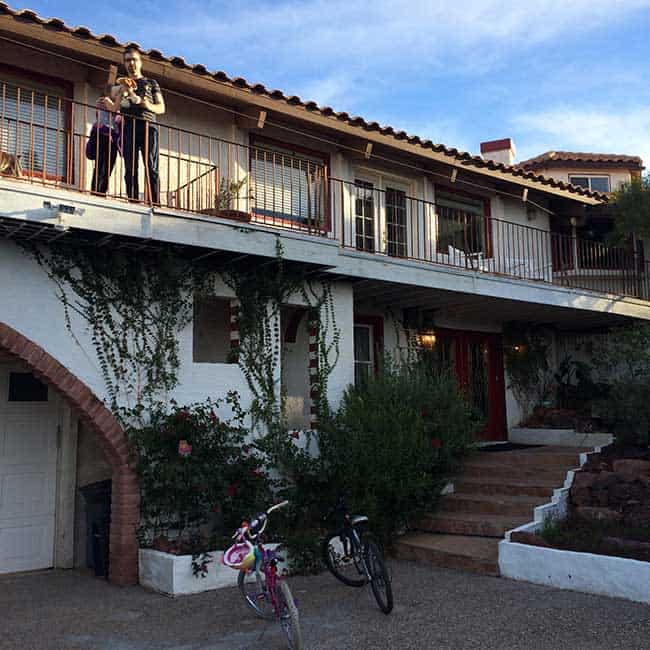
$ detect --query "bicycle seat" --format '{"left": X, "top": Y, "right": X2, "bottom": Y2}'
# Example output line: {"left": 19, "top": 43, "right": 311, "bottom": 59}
{"left": 351, "top": 515, "right": 368, "bottom": 525}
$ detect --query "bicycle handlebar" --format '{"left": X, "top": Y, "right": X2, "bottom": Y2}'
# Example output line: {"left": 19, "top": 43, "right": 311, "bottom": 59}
{"left": 233, "top": 500, "right": 290, "bottom": 541}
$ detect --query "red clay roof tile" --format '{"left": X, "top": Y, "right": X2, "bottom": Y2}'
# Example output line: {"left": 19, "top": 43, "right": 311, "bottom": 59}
{"left": 0, "top": 2, "right": 607, "bottom": 201}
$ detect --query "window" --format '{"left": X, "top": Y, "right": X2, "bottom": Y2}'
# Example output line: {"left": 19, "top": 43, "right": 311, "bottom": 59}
{"left": 354, "top": 324, "right": 373, "bottom": 386}
{"left": 0, "top": 74, "right": 68, "bottom": 179}
{"left": 192, "top": 297, "right": 232, "bottom": 363}
{"left": 355, "top": 179, "right": 375, "bottom": 252}
{"left": 569, "top": 176, "right": 610, "bottom": 193}
{"left": 250, "top": 142, "right": 327, "bottom": 227}
{"left": 436, "top": 193, "right": 486, "bottom": 255}
{"left": 8, "top": 372, "right": 48, "bottom": 402}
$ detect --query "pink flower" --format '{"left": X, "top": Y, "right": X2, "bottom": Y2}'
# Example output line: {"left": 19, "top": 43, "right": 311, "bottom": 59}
{"left": 176, "top": 410, "right": 191, "bottom": 422}
{"left": 211, "top": 504, "right": 221, "bottom": 513}
{"left": 431, "top": 437, "right": 442, "bottom": 449}
{"left": 178, "top": 439, "right": 192, "bottom": 457}
{"left": 227, "top": 482, "right": 240, "bottom": 497}
{"left": 251, "top": 468, "right": 265, "bottom": 479}
{"left": 289, "top": 430, "right": 300, "bottom": 439}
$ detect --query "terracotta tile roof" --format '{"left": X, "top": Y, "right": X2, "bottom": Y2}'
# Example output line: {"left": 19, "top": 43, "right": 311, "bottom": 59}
{"left": 0, "top": 2, "right": 607, "bottom": 202}
{"left": 519, "top": 151, "right": 644, "bottom": 171}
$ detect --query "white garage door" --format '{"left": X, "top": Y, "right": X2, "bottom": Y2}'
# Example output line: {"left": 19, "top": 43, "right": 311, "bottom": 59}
{"left": 0, "top": 365, "right": 59, "bottom": 574}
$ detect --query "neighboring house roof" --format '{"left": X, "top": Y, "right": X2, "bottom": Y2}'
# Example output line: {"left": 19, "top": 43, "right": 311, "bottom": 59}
{"left": 0, "top": 2, "right": 606, "bottom": 202}
{"left": 519, "top": 151, "right": 644, "bottom": 172}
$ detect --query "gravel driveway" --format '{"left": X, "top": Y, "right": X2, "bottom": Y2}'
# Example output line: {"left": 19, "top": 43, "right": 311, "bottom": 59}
{"left": 1, "top": 560, "right": 649, "bottom": 649}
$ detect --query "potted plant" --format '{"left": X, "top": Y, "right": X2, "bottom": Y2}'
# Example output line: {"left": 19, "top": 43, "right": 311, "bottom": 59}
{"left": 202, "top": 176, "right": 253, "bottom": 223}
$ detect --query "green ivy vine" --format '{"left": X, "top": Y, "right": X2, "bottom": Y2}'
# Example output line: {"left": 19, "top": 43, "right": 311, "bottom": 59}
{"left": 222, "top": 239, "right": 341, "bottom": 439}
{"left": 23, "top": 242, "right": 214, "bottom": 412}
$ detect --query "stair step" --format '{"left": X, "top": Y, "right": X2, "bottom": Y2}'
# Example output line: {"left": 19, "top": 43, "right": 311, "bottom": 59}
{"left": 419, "top": 512, "right": 530, "bottom": 538}
{"left": 459, "top": 464, "right": 569, "bottom": 482}
{"left": 453, "top": 478, "right": 557, "bottom": 498}
{"left": 471, "top": 451, "right": 584, "bottom": 468}
{"left": 395, "top": 533, "right": 500, "bottom": 576}
{"left": 438, "top": 493, "right": 548, "bottom": 517}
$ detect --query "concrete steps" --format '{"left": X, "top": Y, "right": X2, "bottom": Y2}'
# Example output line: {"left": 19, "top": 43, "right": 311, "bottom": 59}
{"left": 396, "top": 445, "right": 586, "bottom": 576}
{"left": 419, "top": 512, "right": 531, "bottom": 538}
{"left": 438, "top": 493, "right": 548, "bottom": 517}
{"left": 395, "top": 533, "right": 500, "bottom": 576}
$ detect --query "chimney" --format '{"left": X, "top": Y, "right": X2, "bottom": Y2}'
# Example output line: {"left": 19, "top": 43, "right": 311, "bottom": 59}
{"left": 480, "top": 138, "right": 516, "bottom": 166}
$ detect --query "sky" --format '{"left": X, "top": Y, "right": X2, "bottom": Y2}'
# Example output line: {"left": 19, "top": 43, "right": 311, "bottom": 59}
{"left": 16, "top": 0, "right": 650, "bottom": 165}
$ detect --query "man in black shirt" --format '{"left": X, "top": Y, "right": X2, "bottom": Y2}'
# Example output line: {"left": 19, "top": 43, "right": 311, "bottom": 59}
{"left": 103, "top": 46, "right": 165, "bottom": 203}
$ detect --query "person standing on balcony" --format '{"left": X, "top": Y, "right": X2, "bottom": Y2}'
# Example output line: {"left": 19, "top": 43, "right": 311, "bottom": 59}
{"left": 102, "top": 46, "right": 165, "bottom": 203}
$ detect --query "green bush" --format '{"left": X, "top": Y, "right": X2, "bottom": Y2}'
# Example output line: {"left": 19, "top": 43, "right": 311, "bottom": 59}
{"left": 317, "top": 359, "right": 479, "bottom": 547}
{"left": 593, "top": 324, "right": 650, "bottom": 447}
{"left": 123, "top": 394, "right": 272, "bottom": 551}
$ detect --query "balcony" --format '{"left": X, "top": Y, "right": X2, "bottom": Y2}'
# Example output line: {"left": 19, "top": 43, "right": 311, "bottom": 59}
{"left": 0, "top": 80, "right": 647, "bottom": 302}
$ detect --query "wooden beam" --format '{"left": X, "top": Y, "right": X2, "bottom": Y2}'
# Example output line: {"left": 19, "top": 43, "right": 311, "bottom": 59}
{"left": 522, "top": 188, "right": 528, "bottom": 202}
{"left": 365, "top": 142, "right": 373, "bottom": 159}
{"left": 257, "top": 110, "right": 267, "bottom": 129}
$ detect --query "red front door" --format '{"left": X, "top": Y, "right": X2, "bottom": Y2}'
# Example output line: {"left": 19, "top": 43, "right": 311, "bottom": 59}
{"left": 432, "top": 329, "right": 507, "bottom": 441}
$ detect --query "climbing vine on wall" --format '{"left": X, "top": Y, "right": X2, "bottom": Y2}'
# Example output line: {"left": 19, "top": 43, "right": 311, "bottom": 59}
{"left": 23, "top": 237, "right": 340, "bottom": 445}
{"left": 222, "top": 239, "right": 341, "bottom": 440}
{"left": 23, "top": 242, "right": 214, "bottom": 412}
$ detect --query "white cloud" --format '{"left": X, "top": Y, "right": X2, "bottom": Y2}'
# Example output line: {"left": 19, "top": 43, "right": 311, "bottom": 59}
{"left": 514, "top": 106, "right": 650, "bottom": 165}
{"left": 145, "top": 0, "right": 650, "bottom": 77}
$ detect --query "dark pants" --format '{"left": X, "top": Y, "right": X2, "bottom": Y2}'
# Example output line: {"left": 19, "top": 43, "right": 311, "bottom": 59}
{"left": 123, "top": 118, "right": 159, "bottom": 203}
{"left": 90, "top": 132, "right": 118, "bottom": 195}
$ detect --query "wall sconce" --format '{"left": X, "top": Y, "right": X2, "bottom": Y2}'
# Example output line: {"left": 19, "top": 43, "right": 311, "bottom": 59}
{"left": 419, "top": 332, "right": 437, "bottom": 349}
{"left": 569, "top": 216, "right": 578, "bottom": 227}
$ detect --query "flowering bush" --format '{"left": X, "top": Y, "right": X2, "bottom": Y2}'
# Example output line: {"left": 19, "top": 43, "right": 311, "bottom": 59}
{"left": 317, "top": 358, "right": 479, "bottom": 546}
{"left": 123, "top": 395, "right": 271, "bottom": 552}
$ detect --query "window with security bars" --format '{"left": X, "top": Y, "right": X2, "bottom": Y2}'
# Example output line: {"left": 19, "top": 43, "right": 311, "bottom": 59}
{"left": 436, "top": 194, "right": 486, "bottom": 255}
{"left": 386, "top": 187, "right": 407, "bottom": 257}
{"left": 0, "top": 77, "right": 68, "bottom": 179}
{"left": 250, "top": 144, "right": 326, "bottom": 227}
{"left": 355, "top": 179, "right": 375, "bottom": 251}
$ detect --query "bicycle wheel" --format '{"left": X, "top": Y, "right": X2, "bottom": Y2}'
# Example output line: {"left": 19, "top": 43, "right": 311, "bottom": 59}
{"left": 365, "top": 541, "right": 393, "bottom": 614}
{"left": 322, "top": 532, "right": 366, "bottom": 587}
{"left": 237, "top": 569, "right": 275, "bottom": 620}
{"left": 277, "top": 580, "right": 303, "bottom": 650}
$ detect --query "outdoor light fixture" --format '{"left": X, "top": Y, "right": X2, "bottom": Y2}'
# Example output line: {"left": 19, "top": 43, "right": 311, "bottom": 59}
{"left": 569, "top": 216, "right": 578, "bottom": 227}
{"left": 419, "top": 332, "right": 437, "bottom": 349}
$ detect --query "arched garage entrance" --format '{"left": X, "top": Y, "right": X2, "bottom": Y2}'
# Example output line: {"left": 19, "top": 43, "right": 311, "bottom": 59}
{"left": 0, "top": 322, "right": 139, "bottom": 585}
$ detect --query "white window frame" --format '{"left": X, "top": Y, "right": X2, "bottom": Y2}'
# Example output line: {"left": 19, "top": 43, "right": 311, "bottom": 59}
{"left": 354, "top": 323, "right": 374, "bottom": 386}
{"left": 352, "top": 168, "right": 415, "bottom": 257}
{"left": 569, "top": 175, "right": 611, "bottom": 193}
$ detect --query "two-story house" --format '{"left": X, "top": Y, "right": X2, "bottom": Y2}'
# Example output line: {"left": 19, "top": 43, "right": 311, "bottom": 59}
{"left": 1, "top": 3, "right": 649, "bottom": 584}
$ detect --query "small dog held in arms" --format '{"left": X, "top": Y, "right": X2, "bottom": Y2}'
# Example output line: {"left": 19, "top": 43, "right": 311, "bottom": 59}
{"left": 0, "top": 151, "right": 23, "bottom": 177}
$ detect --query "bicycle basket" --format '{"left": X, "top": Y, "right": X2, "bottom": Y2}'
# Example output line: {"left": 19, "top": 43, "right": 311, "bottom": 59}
{"left": 222, "top": 540, "right": 255, "bottom": 571}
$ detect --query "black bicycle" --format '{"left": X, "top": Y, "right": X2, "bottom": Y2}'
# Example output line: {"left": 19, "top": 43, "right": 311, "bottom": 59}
{"left": 322, "top": 495, "right": 393, "bottom": 614}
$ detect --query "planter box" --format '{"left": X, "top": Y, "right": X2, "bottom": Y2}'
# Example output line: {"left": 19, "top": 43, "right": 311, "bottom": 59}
{"left": 139, "top": 543, "right": 287, "bottom": 597}
{"left": 499, "top": 540, "right": 650, "bottom": 605}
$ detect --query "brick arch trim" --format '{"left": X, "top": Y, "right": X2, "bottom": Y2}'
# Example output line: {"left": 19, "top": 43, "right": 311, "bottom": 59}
{"left": 0, "top": 322, "right": 139, "bottom": 585}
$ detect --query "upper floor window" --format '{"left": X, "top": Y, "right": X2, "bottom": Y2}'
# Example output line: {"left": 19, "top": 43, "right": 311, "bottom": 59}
{"left": 0, "top": 72, "right": 69, "bottom": 180}
{"left": 569, "top": 175, "right": 610, "bottom": 193}
{"left": 436, "top": 192, "right": 487, "bottom": 255}
{"left": 250, "top": 139, "right": 327, "bottom": 228}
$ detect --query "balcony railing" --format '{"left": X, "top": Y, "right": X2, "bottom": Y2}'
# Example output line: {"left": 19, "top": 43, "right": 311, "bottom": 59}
{"left": 0, "top": 80, "right": 648, "bottom": 301}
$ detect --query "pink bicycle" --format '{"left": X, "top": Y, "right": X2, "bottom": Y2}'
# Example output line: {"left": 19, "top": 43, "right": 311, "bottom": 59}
{"left": 223, "top": 500, "right": 302, "bottom": 649}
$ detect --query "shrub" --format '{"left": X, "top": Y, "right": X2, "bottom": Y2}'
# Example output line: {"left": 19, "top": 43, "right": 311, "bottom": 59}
{"left": 317, "top": 358, "right": 479, "bottom": 547}
{"left": 123, "top": 395, "right": 272, "bottom": 551}
{"left": 593, "top": 324, "right": 650, "bottom": 447}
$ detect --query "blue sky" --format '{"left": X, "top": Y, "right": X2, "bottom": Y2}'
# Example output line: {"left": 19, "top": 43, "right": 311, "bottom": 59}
{"left": 18, "top": 1, "right": 650, "bottom": 165}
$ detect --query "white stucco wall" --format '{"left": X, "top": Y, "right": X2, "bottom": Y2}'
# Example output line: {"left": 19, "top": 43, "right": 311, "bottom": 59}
{"left": 0, "top": 239, "right": 355, "bottom": 417}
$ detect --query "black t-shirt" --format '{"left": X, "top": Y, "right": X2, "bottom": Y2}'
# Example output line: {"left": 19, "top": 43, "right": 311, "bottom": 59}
{"left": 120, "top": 77, "right": 162, "bottom": 122}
